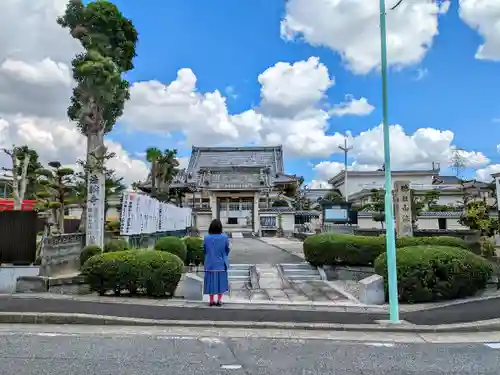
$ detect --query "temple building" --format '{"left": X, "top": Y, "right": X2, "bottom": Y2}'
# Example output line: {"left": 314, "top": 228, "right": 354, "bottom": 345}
{"left": 169, "top": 146, "right": 300, "bottom": 234}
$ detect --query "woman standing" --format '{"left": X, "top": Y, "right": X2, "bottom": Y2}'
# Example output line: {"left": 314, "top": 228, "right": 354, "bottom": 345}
{"left": 203, "top": 219, "right": 230, "bottom": 306}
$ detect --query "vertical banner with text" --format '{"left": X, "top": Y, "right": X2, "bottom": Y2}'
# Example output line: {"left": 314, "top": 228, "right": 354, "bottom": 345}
{"left": 86, "top": 172, "right": 105, "bottom": 247}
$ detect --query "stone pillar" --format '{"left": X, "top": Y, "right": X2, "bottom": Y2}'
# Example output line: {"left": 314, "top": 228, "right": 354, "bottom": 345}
{"left": 253, "top": 191, "right": 260, "bottom": 234}
{"left": 209, "top": 192, "right": 217, "bottom": 220}
{"left": 394, "top": 180, "right": 413, "bottom": 237}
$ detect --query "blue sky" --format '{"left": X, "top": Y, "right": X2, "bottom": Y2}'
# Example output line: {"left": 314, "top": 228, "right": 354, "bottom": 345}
{"left": 102, "top": 0, "right": 500, "bottom": 184}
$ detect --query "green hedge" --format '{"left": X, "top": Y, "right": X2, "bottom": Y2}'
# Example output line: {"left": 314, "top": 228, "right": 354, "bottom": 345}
{"left": 303, "top": 233, "right": 385, "bottom": 266}
{"left": 374, "top": 245, "right": 493, "bottom": 303}
{"left": 80, "top": 245, "right": 102, "bottom": 268}
{"left": 104, "top": 239, "right": 129, "bottom": 253}
{"left": 396, "top": 235, "right": 469, "bottom": 250}
{"left": 81, "top": 250, "right": 183, "bottom": 297}
{"left": 303, "top": 233, "right": 477, "bottom": 267}
{"left": 154, "top": 236, "right": 187, "bottom": 263}
{"left": 183, "top": 236, "right": 203, "bottom": 266}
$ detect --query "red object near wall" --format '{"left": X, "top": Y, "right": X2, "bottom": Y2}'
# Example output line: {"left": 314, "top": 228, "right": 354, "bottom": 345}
{"left": 0, "top": 199, "right": 36, "bottom": 211}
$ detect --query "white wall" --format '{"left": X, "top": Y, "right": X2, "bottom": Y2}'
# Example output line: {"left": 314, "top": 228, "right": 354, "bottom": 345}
{"left": 345, "top": 174, "right": 433, "bottom": 197}
{"left": 357, "top": 215, "right": 467, "bottom": 230}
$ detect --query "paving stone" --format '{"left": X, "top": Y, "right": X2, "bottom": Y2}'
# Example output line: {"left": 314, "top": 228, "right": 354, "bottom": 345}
{"left": 230, "top": 282, "right": 248, "bottom": 289}
{"left": 249, "top": 290, "right": 270, "bottom": 301}
{"left": 325, "top": 292, "right": 345, "bottom": 300}
{"left": 265, "top": 289, "right": 290, "bottom": 301}
{"left": 286, "top": 295, "right": 310, "bottom": 302}
{"left": 229, "top": 290, "right": 250, "bottom": 300}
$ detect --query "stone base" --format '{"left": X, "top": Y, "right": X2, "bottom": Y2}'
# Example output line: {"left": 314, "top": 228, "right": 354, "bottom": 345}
{"left": 0, "top": 266, "right": 40, "bottom": 293}
{"left": 16, "top": 274, "right": 90, "bottom": 295}
{"left": 358, "top": 274, "right": 385, "bottom": 305}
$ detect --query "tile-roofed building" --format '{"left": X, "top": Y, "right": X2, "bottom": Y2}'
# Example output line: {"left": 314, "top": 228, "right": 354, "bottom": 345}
{"left": 167, "top": 146, "right": 299, "bottom": 233}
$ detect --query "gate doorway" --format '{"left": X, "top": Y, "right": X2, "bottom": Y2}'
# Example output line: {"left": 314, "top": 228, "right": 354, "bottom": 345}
{"left": 217, "top": 197, "right": 254, "bottom": 231}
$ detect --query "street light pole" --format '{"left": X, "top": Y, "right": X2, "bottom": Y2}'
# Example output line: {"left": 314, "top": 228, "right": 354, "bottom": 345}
{"left": 379, "top": 0, "right": 400, "bottom": 323}
{"left": 338, "top": 136, "right": 352, "bottom": 202}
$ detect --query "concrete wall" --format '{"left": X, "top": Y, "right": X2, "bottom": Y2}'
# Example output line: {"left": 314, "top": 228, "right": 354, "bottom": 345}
{"left": 39, "top": 233, "right": 85, "bottom": 277}
{"left": 0, "top": 266, "right": 40, "bottom": 293}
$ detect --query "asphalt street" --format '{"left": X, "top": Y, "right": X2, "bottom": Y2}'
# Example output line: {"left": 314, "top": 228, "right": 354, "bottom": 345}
{"left": 0, "top": 325, "right": 498, "bottom": 374}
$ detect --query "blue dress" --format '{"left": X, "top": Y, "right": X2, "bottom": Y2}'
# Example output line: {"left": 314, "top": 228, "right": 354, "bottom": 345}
{"left": 203, "top": 233, "right": 230, "bottom": 295}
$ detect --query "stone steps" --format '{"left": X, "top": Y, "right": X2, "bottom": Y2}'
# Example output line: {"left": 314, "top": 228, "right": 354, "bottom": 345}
{"left": 280, "top": 263, "right": 322, "bottom": 282}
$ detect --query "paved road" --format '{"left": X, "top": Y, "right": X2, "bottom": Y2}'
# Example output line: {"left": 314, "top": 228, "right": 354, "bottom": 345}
{"left": 0, "top": 325, "right": 498, "bottom": 374}
{"left": 229, "top": 238, "right": 302, "bottom": 264}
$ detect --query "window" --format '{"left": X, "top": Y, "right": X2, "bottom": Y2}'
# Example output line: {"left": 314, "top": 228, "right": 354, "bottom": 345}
{"left": 227, "top": 217, "right": 238, "bottom": 225}
{"left": 241, "top": 201, "right": 252, "bottom": 211}
{"left": 260, "top": 216, "right": 276, "bottom": 227}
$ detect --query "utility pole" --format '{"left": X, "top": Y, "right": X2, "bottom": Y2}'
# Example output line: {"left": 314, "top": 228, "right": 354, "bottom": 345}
{"left": 338, "top": 137, "right": 352, "bottom": 202}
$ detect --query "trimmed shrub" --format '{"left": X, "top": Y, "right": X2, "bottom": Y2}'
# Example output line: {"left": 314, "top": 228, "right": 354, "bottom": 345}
{"left": 304, "top": 233, "right": 483, "bottom": 267}
{"left": 183, "top": 236, "right": 203, "bottom": 266}
{"left": 374, "top": 245, "right": 493, "bottom": 303}
{"left": 396, "top": 236, "right": 469, "bottom": 250}
{"left": 80, "top": 245, "right": 102, "bottom": 268}
{"left": 155, "top": 236, "right": 187, "bottom": 263}
{"left": 81, "top": 250, "right": 183, "bottom": 297}
{"left": 104, "top": 239, "right": 129, "bottom": 253}
{"left": 303, "top": 233, "right": 385, "bottom": 267}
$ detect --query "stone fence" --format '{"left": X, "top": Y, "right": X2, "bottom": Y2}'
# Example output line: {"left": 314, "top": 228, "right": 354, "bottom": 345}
{"left": 39, "top": 233, "right": 85, "bottom": 277}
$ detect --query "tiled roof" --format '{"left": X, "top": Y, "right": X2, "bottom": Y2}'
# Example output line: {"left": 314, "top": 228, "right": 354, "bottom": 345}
{"left": 174, "top": 146, "right": 297, "bottom": 190}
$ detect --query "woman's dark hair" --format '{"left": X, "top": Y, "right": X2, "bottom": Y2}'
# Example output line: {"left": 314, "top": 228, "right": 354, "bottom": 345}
{"left": 208, "top": 218, "right": 223, "bottom": 235}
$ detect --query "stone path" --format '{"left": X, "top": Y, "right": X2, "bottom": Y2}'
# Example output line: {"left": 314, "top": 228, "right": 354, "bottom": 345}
{"left": 228, "top": 238, "right": 302, "bottom": 264}
{"left": 258, "top": 237, "right": 305, "bottom": 260}
{"left": 204, "top": 262, "right": 350, "bottom": 305}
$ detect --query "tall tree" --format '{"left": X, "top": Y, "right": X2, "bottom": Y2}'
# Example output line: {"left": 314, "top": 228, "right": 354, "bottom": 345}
{"left": 146, "top": 147, "right": 162, "bottom": 197}
{"left": 58, "top": 0, "right": 137, "bottom": 247}
{"left": 157, "top": 148, "right": 180, "bottom": 188}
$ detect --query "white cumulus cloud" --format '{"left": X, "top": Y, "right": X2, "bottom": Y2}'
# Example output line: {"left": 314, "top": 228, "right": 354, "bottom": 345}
{"left": 281, "top": 0, "right": 450, "bottom": 74}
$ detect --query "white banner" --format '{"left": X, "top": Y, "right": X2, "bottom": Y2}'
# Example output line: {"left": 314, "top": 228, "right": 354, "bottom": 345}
{"left": 119, "top": 193, "right": 192, "bottom": 235}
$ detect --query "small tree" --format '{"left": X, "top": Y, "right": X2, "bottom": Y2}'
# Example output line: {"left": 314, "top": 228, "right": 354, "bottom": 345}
{"left": 324, "top": 190, "right": 344, "bottom": 203}
{"left": 450, "top": 148, "right": 469, "bottom": 209}
{"left": 459, "top": 200, "right": 496, "bottom": 236}
{"left": 412, "top": 189, "right": 441, "bottom": 229}
{"left": 1, "top": 145, "right": 32, "bottom": 210}
{"left": 362, "top": 189, "right": 385, "bottom": 228}
{"left": 36, "top": 162, "right": 75, "bottom": 234}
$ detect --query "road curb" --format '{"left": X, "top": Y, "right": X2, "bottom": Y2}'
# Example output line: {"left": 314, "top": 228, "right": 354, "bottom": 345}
{"left": 1, "top": 312, "right": 499, "bottom": 333}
